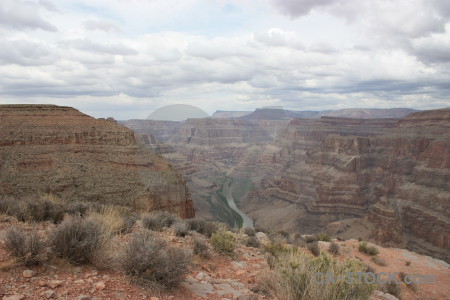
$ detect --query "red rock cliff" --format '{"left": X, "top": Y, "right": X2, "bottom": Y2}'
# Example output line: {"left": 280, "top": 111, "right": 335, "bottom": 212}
{"left": 0, "top": 105, "right": 194, "bottom": 218}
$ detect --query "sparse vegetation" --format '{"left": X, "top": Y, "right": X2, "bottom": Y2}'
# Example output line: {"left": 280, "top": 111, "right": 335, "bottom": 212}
{"left": 243, "top": 227, "right": 255, "bottom": 236}
{"left": 50, "top": 216, "right": 111, "bottom": 265}
{"left": 186, "top": 219, "right": 206, "bottom": 234}
{"left": 0, "top": 196, "right": 64, "bottom": 223}
{"left": 141, "top": 210, "right": 177, "bottom": 231}
{"left": 121, "top": 230, "right": 191, "bottom": 288}
{"left": 383, "top": 280, "right": 401, "bottom": 298}
{"left": 405, "top": 260, "right": 411, "bottom": 266}
{"left": 328, "top": 241, "right": 340, "bottom": 255}
{"left": 372, "top": 256, "right": 387, "bottom": 266}
{"left": 264, "top": 243, "right": 293, "bottom": 257}
{"left": 358, "top": 242, "right": 379, "bottom": 256}
{"left": 210, "top": 230, "right": 236, "bottom": 253}
{"left": 5, "top": 227, "right": 46, "bottom": 266}
{"left": 258, "top": 251, "right": 376, "bottom": 300}
{"left": 399, "top": 272, "right": 418, "bottom": 292}
{"left": 246, "top": 236, "right": 261, "bottom": 248}
{"left": 307, "top": 241, "right": 321, "bottom": 256}
{"left": 172, "top": 220, "right": 189, "bottom": 237}
{"left": 305, "top": 235, "right": 318, "bottom": 243}
{"left": 315, "top": 232, "right": 331, "bottom": 242}
{"left": 203, "top": 221, "right": 220, "bottom": 238}
{"left": 193, "top": 237, "right": 209, "bottom": 258}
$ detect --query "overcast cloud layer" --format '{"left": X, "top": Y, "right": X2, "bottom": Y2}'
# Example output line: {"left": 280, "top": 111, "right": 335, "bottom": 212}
{"left": 0, "top": 0, "right": 449, "bottom": 118}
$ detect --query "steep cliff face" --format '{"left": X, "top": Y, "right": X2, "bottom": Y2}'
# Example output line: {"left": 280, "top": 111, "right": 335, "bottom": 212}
{"left": 236, "top": 109, "right": 449, "bottom": 262}
{"left": 0, "top": 105, "right": 194, "bottom": 218}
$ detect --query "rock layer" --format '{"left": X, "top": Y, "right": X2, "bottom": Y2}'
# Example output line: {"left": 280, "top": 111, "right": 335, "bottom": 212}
{"left": 0, "top": 105, "right": 194, "bottom": 218}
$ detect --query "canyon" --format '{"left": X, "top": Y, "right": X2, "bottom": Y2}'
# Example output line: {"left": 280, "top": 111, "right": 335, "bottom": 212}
{"left": 0, "top": 105, "right": 194, "bottom": 218}
{"left": 123, "top": 108, "right": 449, "bottom": 263}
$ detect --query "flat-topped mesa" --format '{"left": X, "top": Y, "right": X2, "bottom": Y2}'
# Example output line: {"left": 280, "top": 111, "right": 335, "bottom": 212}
{"left": 0, "top": 105, "right": 194, "bottom": 218}
{"left": 0, "top": 104, "right": 135, "bottom": 146}
{"left": 398, "top": 107, "right": 450, "bottom": 128}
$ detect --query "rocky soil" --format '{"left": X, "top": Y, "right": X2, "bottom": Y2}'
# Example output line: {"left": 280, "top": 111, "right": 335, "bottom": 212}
{"left": 0, "top": 214, "right": 449, "bottom": 300}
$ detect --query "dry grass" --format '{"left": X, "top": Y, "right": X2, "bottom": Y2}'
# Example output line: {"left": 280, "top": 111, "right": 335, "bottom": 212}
{"left": 87, "top": 206, "right": 125, "bottom": 235}
{"left": 258, "top": 251, "right": 376, "bottom": 300}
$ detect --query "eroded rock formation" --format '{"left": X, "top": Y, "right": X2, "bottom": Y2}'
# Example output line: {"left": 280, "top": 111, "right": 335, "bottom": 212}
{"left": 122, "top": 107, "right": 449, "bottom": 262}
{"left": 0, "top": 105, "right": 194, "bottom": 218}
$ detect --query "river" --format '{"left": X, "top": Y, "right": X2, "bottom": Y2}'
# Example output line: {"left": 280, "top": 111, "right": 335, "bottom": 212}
{"left": 223, "top": 179, "right": 253, "bottom": 228}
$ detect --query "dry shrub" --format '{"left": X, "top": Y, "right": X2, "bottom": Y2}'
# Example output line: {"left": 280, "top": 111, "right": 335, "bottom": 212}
{"left": 243, "top": 227, "right": 255, "bottom": 237}
{"left": 50, "top": 216, "right": 111, "bottom": 265}
{"left": 305, "top": 235, "right": 318, "bottom": 243}
{"left": 359, "top": 242, "right": 379, "bottom": 256}
{"left": 328, "top": 242, "right": 340, "bottom": 255}
{"left": 172, "top": 220, "right": 189, "bottom": 237}
{"left": 246, "top": 236, "right": 261, "bottom": 248}
{"left": 0, "top": 196, "right": 64, "bottom": 223}
{"left": 5, "top": 227, "right": 46, "bottom": 266}
{"left": 371, "top": 256, "right": 387, "bottom": 266}
{"left": 203, "top": 221, "right": 221, "bottom": 238}
{"left": 185, "top": 219, "right": 206, "bottom": 233}
{"left": 383, "top": 281, "right": 401, "bottom": 298}
{"left": 141, "top": 211, "right": 177, "bottom": 231}
{"left": 258, "top": 251, "right": 376, "bottom": 300}
{"left": 121, "top": 230, "right": 191, "bottom": 288}
{"left": 315, "top": 233, "right": 331, "bottom": 242}
{"left": 210, "top": 230, "right": 235, "bottom": 254}
{"left": 307, "top": 242, "right": 320, "bottom": 257}
{"left": 193, "top": 237, "right": 209, "bottom": 258}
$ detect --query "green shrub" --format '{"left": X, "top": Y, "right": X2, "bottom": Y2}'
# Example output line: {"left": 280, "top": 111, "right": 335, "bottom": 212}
{"left": 258, "top": 251, "right": 376, "bottom": 300}
{"left": 358, "top": 242, "right": 379, "bottom": 256}
{"left": 328, "top": 242, "right": 340, "bottom": 255}
{"left": 5, "top": 227, "right": 46, "bottom": 266}
{"left": 210, "top": 231, "right": 235, "bottom": 254}
{"left": 308, "top": 242, "right": 320, "bottom": 257}
{"left": 193, "top": 237, "right": 209, "bottom": 258}
{"left": 121, "top": 230, "right": 191, "bottom": 288}
{"left": 50, "top": 216, "right": 111, "bottom": 264}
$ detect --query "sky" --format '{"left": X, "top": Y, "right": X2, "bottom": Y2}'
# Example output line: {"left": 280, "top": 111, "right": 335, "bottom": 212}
{"left": 0, "top": 0, "right": 449, "bottom": 119}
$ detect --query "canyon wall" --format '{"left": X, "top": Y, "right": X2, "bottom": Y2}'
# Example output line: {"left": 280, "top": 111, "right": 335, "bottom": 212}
{"left": 0, "top": 105, "right": 194, "bottom": 218}
{"left": 236, "top": 109, "right": 449, "bottom": 262}
{"left": 123, "top": 108, "right": 449, "bottom": 262}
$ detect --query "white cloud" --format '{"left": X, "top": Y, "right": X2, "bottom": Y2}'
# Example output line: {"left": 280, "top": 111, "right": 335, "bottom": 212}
{"left": 0, "top": 0, "right": 448, "bottom": 118}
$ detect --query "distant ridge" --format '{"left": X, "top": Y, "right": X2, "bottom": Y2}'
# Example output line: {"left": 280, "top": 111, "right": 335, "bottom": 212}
{"left": 236, "top": 107, "right": 419, "bottom": 120}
